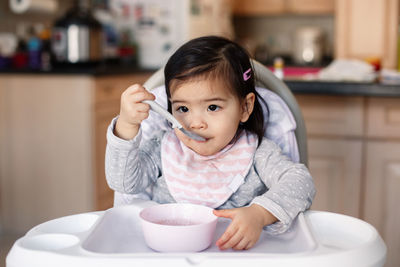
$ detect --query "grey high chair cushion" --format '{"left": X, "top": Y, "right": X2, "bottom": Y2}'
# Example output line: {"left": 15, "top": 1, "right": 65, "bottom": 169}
{"left": 250, "top": 60, "right": 308, "bottom": 166}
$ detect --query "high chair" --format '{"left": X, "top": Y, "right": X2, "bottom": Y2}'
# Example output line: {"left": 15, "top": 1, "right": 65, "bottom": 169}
{"left": 6, "top": 60, "right": 386, "bottom": 267}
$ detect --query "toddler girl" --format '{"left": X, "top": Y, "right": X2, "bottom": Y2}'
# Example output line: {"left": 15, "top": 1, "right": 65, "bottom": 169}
{"left": 106, "top": 36, "right": 315, "bottom": 251}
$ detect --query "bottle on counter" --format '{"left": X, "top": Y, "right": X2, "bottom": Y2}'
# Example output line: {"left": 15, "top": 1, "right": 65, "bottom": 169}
{"left": 27, "top": 26, "right": 41, "bottom": 70}
{"left": 39, "top": 28, "right": 52, "bottom": 71}
{"left": 0, "top": 33, "right": 17, "bottom": 70}
{"left": 12, "top": 23, "right": 29, "bottom": 69}
{"left": 273, "top": 57, "right": 284, "bottom": 79}
{"left": 117, "top": 29, "right": 137, "bottom": 64}
{"left": 12, "top": 39, "right": 28, "bottom": 69}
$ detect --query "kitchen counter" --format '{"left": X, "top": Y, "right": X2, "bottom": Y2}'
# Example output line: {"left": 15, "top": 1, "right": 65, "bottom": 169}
{"left": 1, "top": 66, "right": 400, "bottom": 97}
{"left": 285, "top": 80, "right": 400, "bottom": 97}
{"left": 0, "top": 62, "right": 152, "bottom": 76}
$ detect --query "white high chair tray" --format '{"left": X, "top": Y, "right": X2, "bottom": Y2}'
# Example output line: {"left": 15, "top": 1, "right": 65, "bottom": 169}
{"left": 7, "top": 199, "right": 386, "bottom": 267}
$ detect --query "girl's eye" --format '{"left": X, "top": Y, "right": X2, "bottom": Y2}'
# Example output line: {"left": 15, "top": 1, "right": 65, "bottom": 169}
{"left": 207, "top": 105, "right": 220, "bottom": 111}
{"left": 177, "top": 106, "right": 189, "bottom": 113}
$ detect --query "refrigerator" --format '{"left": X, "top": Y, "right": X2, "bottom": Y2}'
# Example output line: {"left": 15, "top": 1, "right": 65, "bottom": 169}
{"left": 110, "top": 0, "right": 233, "bottom": 69}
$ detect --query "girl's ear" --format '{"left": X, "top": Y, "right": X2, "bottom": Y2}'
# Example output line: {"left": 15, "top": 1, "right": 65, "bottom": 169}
{"left": 240, "top": 93, "right": 255, "bottom": 123}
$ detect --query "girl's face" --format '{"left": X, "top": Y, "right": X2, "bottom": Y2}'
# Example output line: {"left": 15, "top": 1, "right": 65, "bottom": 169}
{"left": 170, "top": 78, "right": 254, "bottom": 156}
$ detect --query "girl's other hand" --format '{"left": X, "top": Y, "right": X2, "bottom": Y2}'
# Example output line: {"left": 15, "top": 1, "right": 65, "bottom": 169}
{"left": 213, "top": 204, "right": 277, "bottom": 250}
{"left": 115, "top": 84, "right": 155, "bottom": 140}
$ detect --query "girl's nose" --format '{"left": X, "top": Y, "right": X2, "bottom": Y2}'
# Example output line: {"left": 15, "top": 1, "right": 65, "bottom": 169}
{"left": 189, "top": 114, "right": 207, "bottom": 130}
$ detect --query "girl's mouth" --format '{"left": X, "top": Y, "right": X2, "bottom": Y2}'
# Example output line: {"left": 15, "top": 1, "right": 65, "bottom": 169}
{"left": 193, "top": 136, "right": 208, "bottom": 143}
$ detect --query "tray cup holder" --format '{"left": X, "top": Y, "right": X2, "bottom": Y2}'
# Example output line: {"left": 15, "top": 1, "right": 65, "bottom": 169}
{"left": 20, "top": 234, "right": 79, "bottom": 251}
{"left": 36, "top": 214, "right": 99, "bottom": 234}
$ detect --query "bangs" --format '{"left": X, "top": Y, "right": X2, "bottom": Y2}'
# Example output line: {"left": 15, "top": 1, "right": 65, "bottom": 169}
{"left": 168, "top": 59, "right": 236, "bottom": 95}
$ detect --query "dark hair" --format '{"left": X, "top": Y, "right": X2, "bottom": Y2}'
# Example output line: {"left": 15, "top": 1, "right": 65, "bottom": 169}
{"left": 164, "top": 36, "right": 267, "bottom": 144}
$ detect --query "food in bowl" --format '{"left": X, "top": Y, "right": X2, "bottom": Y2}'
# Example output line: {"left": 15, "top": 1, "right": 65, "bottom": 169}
{"left": 139, "top": 203, "right": 218, "bottom": 252}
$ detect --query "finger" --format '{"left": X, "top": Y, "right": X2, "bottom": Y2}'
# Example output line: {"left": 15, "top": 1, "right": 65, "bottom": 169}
{"left": 216, "top": 223, "right": 238, "bottom": 247}
{"left": 220, "top": 232, "right": 245, "bottom": 250}
{"left": 137, "top": 111, "right": 150, "bottom": 121}
{"left": 124, "top": 85, "right": 155, "bottom": 101}
{"left": 144, "top": 91, "right": 156, "bottom": 101}
{"left": 122, "top": 104, "right": 150, "bottom": 119}
{"left": 132, "top": 103, "right": 151, "bottom": 113}
{"left": 129, "top": 110, "right": 150, "bottom": 124}
{"left": 233, "top": 238, "right": 249, "bottom": 251}
{"left": 124, "top": 103, "right": 150, "bottom": 116}
{"left": 213, "top": 209, "right": 235, "bottom": 219}
{"left": 125, "top": 84, "right": 146, "bottom": 94}
{"left": 245, "top": 240, "right": 255, "bottom": 250}
{"left": 126, "top": 91, "right": 154, "bottom": 103}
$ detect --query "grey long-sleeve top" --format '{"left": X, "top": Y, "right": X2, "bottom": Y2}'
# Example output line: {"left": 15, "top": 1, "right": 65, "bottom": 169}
{"left": 105, "top": 118, "right": 315, "bottom": 234}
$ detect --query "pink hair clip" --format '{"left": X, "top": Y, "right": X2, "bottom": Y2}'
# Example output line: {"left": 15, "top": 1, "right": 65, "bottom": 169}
{"left": 243, "top": 68, "right": 251, "bottom": 81}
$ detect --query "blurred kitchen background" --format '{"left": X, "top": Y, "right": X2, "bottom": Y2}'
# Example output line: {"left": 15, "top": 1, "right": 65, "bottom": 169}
{"left": 0, "top": 0, "right": 399, "bottom": 266}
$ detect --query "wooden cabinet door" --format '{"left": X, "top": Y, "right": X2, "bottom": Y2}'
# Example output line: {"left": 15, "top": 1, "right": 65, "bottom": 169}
{"left": 366, "top": 97, "right": 400, "bottom": 139}
{"left": 233, "top": 0, "right": 334, "bottom": 15}
{"left": 232, "top": 0, "right": 285, "bottom": 15}
{"left": 296, "top": 95, "right": 364, "bottom": 137}
{"left": 95, "top": 106, "right": 119, "bottom": 210}
{"left": 308, "top": 138, "right": 362, "bottom": 217}
{"left": 335, "top": 0, "right": 398, "bottom": 69}
{"left": 286, "top": 0, "right": 334, "bottom": 14}
{"left": 0, "top": 78, "right": 7, "bottom": 226}
{"left": 94, "top": 73, "right": 151, "bottom": 210}
{"left": 0, "top": 75, "right": 94, "bottom": 233}
{"left": 363, "top": 141, "right": 400, "bottom": 267}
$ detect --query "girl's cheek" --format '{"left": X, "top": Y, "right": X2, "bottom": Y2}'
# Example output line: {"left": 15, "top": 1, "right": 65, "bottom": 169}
{"left": 174, "top": 129, "right": 189, "bottom": 143}
{"left": 173, "top": 113, "right": 187, "bottom": 125}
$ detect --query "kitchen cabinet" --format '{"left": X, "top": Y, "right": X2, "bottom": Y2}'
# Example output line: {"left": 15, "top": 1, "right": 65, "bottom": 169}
{"left": 233, "top": 0, "right": 285, "bottom": 15}
{"left": 285, "top": 0, "right": 334, "bottom": 14}
{"left": 296, "top": 95, "right": 364, "bottom": 137}
{"left": 335, "top": 0, "right": 399, "bottom": 69}
{"left": 0, "top": 75, "right": 95, "bottom": 233}
{"left": 363, "top": 142, "right": 400, "bottom": 267}
{"left": 95, "top": 107, "right": 117, "bottom": 210}
{"left": 296, "top": 94, "right": 400, "bottom": 267}
{"left": 93, "top": 74, "right": 150, "bottom": 210}
{"left": 296, "top": 95, "right": 364, "bottom": 217}
{"left": 363, "top": 97, "right": 400, "bottom": 267}
{"left": 307, "top": 138, "right": 362, "bottom": 217}
{"left": 233, "top": 0, "right": 399, "bottom": 69}
{"left": 0, "top": 73, "right": 152, "bottom": 233}
{"left": 366, "top": 97, "right": 400, "bottom": 138}
{"left": 0, "top": 79, "right": 6, "bottom": 234}
{"left": 232, "top": 0, "right": 334, "bottom": 15}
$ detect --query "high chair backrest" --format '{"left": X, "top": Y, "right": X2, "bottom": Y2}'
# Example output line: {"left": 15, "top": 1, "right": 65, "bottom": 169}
{"left": 142, "top": 59, "right": 308, "bottom": 166}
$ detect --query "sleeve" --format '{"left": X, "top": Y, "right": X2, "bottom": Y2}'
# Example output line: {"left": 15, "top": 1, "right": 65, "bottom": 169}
{"left": 251, "top": 138, "right": 316, "bottom": 235}
{"left": 105, "top": 116, "right": 162, "bottom": 194}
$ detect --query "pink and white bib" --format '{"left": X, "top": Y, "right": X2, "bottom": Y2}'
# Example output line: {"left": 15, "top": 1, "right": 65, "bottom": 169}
{"left": 161, "top": 130, "right": 258, "bottom": 208}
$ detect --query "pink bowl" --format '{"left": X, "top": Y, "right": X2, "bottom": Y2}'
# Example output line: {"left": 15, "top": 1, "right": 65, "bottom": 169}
{"left": 139, "top": 203, "right": 218, "bottom": 252}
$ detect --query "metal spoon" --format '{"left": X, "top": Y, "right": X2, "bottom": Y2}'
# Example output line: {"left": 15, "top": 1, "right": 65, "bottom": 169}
{"left": 143, "top": 100, "right": 205, "bottom": 141}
